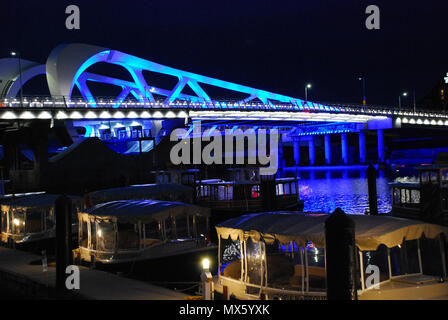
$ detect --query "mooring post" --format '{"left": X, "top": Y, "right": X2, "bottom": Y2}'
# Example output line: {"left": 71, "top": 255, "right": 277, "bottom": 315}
{"left": 325, "top": 208, "right": 357, "bottom": 300}
{"left": 367, "top": 164, "right": 378, "bottom": 215}
{"left": 55, "top": 195, "right": 73, "bottom": 293}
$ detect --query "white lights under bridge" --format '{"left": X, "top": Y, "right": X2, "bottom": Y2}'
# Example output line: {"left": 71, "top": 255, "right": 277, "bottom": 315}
{"left": 0, "top": 97, "right": 448, "bottom": 127}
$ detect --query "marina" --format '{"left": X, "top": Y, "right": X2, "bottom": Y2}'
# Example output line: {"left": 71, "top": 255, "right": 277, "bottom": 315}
{"left": 1, "top": 1, "right": 448, "bottom": 305}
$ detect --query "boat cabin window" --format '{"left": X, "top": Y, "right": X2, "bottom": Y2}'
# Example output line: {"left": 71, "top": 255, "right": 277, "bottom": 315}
{"left": 97, "top": 221, "right": 115, "bottom": 252}
{"left": 174, "top": 214, "right": 191, "bottom": 239}
{"left": 360, "top": 237, "right": 446, "bottom": 287}
{"left": 264, "top": 241, "right": 298, "bottom": 291}
{"left": 220, "top": 237, "right": 242, "bottom": 280}
{"left": 360, "top": 245, "right": 391, "bottom": 283}
{"left": 420, "top": 170, "right": 439, "bottom": 184}
{"left": 164, "top": 217, "right": 175, "bottom": 240}
{"left": 1, "top": 210, "right": 7, "bottom": 233}
{"left": 46, "top": 208, "right": 55, "bottom": 230}
{"left": 250, "top": 185, "right": 260, "bottom": 199}
{"left": 80, "top": 220, "right": 88, "bottom": 248}
{"left": 117, "top": 223, "right": 139, "bottom": 250}
{"left": 25, "top": 209, "right": 43, "bottom": 234}
{"left": 143, "top": 220, "right": 162, "bottom": 242}
{"left": 11, "top": 209, "right": 25, "bottom": 234}
{"left": 245, "top": 238, "right": 264, "bottom": 294}
{"left": 441, "top": 169, "right": 448, "bottom": 186}
{"left": 393, "top": 188, "right": 420, "bottom": 206}
{"left": 195, "top": 216, "right": 208, "bottom": 238}
{"left": 419, "top": 237, "right": 445, "bottom": 277}
{"left": 90, "top": 221, "right": 97, "bottom": 250}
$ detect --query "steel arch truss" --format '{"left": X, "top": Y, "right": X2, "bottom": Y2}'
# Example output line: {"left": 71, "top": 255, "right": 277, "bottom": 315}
{"left": 45, "top": 43, "right": 306, "bottom": 108}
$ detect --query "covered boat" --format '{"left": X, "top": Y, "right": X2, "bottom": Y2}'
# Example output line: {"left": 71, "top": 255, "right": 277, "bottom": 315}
{"left": 390, "top": 164, "right": 448, "bottom": 225}
{"left": 86, "top": 183, "right": 194, "bottom": 206}
{"left": 0, "top": 193, "right": 83, "bottom": 244}
{"left": 214, "top": 212, "right": 448, "bottom": 300}
{"left": 77, "top": 199, "right": 213, "bottom": 264}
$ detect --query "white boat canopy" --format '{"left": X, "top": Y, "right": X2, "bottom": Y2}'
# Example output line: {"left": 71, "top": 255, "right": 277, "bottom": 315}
{"left": 216, "top": 212, "right": 448, "bottom": 251}
{"left": 1, "top": 193, "right": 83, "bottom": 210}
{"left": 80, "top": 200, "right": 210, "bottom": 224}
{"left": 87, "top": 183, "right": 193, "bottom": 205}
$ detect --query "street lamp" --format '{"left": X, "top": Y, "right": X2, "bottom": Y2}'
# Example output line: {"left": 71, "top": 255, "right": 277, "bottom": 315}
{"left": 358, "top": 76, "right": 367, "bottom": 106}
{"left": 398, "top": 92, "right": 408, "bottom": 108}
{"left": 11, "top": 51, "right": 24, "bottom": 107}
{"left": 305, "top": 83, "right": 312, "bottom": 101}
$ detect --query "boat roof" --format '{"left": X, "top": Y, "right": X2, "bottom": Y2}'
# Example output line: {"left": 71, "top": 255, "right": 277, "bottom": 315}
{"left": 415, "top": 164, "right": 448, "bottom": 170}
{"left": 88, "top": 183, "right": 193, "bottom": 204}
{"left": 389, "top": 182, "right": 420, "bottom": 188}
{"left": 216, "top": 212, "right": 448, "bottom": 251}
{"left": 80, "top": 199, "right": 210, "bottom": 223}
{"left": 197, "top": 177, "right": 297, "bottom": 186}
{"left": 1, "top": 194, "right": 83, "bottom": 210}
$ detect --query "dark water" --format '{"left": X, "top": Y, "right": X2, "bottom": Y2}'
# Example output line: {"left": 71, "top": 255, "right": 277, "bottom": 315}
{"left": 284, "top": 167, "right": 393, "bottom": 215}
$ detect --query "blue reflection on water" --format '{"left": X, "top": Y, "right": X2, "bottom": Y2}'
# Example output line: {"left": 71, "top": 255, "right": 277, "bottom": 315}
{"left": 284, "top": 167, "right": 393, "bottom": 215}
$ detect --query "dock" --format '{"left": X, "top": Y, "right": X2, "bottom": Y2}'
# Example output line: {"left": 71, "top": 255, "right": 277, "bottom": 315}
{"left": 0, "top": 247, "right": 188, "bottom": 300}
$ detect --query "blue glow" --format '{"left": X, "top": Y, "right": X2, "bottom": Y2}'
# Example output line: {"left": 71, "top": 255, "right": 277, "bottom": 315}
{"left": 83, "top": 125, "right": 94, "bottom": 137}
{"left": 71, "top": 48, "right": 314, "bottom": 108}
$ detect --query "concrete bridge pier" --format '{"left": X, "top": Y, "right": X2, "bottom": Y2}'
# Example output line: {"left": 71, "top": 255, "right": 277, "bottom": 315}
{"left": 341, "top": 133, "right": 349, "bottom": 165}
{"left": 309, "top": 137, "right": 316, "bottom": 166}
{"left": 324, "top": 134, "right": 332, "bottom": 165}
{"left": 377, "top": 129, "right": 385, "bottom": 163}
{"left": 293, "top": 139, "right": 300, "bottom": 166}
{"left": 359, "top": 132, "right": 366, "bottom": 164}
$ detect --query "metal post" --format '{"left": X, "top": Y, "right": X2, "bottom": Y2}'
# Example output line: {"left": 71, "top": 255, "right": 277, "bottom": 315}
{"left": 362, "top": 77, "right": 366, "bottom": 106}
{"left": 440, "top": 235, "right": 447, "bottom": 279}
{"left": 367, "top": 164, "right": 378, "bottom": 215}
{"left": 387, "top": 247, "right": 392, "bottom": 279}
{"left": 417, "top": 239, "right": 423, "bottom": 274}
{"left": 359, "top": 250, "right": 365, "bottom": 291}
{"left": 55, "top": 195, "right": 73, "bottom": 293}
{"left": 300, "top": 246, "right": 305, "bottom": 294}
{"left": 304, "top": 244, "right": 309, "bottom": 292}
{"left": 324, "top": 208, "right": 357, "bottom": 300}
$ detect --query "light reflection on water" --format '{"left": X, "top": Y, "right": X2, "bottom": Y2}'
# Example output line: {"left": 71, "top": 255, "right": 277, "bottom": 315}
{"left": 289, "top": 168, "right": 393, "bottom": 215}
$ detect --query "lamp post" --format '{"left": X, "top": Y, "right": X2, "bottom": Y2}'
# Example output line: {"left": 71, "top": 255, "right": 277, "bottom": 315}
{"left": 358, "top": 76, "right": 366, "bottom": 106}
{"left": 305, "top": 83, "right": 312, "bottom": 101}
{"left": 200, "top": 258, "right": 213, "bottom": 300}
{"left": 398, "top": 92, "right": 408, "bottom": 109}
{"left": 11, "top": 51, "right": 23, "bottom": 108}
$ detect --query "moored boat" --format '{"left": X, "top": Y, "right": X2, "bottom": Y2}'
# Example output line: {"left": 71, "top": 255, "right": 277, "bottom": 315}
{"left": 390, "top": 164, "right": 448, "bottom": 225}
{"left": 0, "top": 193, "right": 83, "bottom": 245}
{"left": 213, "top": 212, "right": 448, "bottom": 300}
{"left": 76, "top": 199, "right": 215, "bottom": 265}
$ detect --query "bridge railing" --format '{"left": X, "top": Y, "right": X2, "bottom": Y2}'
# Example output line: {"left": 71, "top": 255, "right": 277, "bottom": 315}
{"left": 1, "top": 96, "right": 447, "bottom": 119}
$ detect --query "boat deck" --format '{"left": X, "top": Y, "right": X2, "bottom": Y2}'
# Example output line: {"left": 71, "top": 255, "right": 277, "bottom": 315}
{"left": 0, "top": 247, "right": 188, "bottom": 300}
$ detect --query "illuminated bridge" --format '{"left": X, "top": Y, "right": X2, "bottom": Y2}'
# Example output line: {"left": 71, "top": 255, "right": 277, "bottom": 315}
{"left": 1, "top": 43, "right": 448, "bottom": 167}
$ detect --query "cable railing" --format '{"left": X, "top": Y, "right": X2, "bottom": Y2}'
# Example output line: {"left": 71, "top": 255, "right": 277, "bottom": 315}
{"left": 1, "top": 95, "right": 448, "bottom": 119}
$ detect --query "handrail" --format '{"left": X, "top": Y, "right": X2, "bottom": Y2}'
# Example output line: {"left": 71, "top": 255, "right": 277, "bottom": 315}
{"left": 1, "top": 95, "right": 448, "bottom": 119}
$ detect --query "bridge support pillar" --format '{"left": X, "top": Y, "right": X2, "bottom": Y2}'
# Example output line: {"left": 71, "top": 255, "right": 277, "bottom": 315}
{"left": 293, "top": 140, "right": 300, "bottom": 166}
{"left": 377, "top": 129, "right": 385, "bottom": 163}
{"left": 341, "top": 133, "right": 348, "bottom": 165}
{"left": 324, "top": 134, "right": 331, "bottom": 165}
{"left": 359, "top": 132, "right": 366, "bottom": 164}
{"left": 309, "top": 137, "right": 315, "bottom": 166}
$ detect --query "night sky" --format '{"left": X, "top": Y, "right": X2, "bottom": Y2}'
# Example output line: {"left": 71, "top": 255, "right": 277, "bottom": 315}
{"left": 1, "top": 0, "right": 448, "bottom": 106}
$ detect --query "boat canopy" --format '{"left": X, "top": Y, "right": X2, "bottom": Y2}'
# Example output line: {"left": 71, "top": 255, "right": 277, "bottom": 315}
{"left": 87, "top": 183, "right": 193, "bottom": 204}
{"left": 1, "top": 193, "right": 83, "bottom": 210}
{"left": 216, "top": 212, "right": 448, "bottom": 251}
{"left": 80, "top": 199, "right": 210, "bottom": 224}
